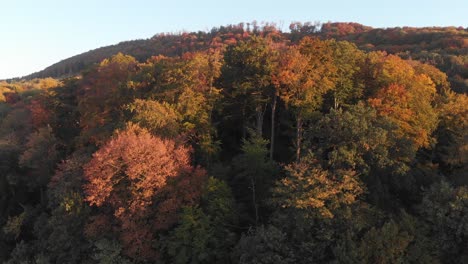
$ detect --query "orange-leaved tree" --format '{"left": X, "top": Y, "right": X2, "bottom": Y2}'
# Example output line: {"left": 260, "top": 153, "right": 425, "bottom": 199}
{"left": 368, "top": 55, "right": 438, "bottom": 152}
{"left": 274, "top": 38, "right": 336, "bottom": 161}
{"left": 83, "top": 123, "right": 206, "bottom": 260}
{"left": 78, "top": 53, "right": 138, "bottom": 145}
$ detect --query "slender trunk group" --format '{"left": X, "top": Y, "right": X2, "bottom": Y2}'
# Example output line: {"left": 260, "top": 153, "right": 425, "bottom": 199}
{"left": 242, "top": 102, "right": 247, "bottom": 139}
{"left": 250, "top": 94, "right": 305, "bottom": 162}
{"left": 248, "top": 94, "right": 302, "bottom": 162}
{"left": 250, "top": 178, "right": 259, "bottom": 226}
{"left": 296, "top": 114, "right": 303, "bottom": 162}
{"left": 269, "top": 94, "right": 277, "bottom": 160}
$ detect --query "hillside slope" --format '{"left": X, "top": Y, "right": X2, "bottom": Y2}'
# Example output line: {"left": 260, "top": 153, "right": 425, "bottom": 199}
{"left": 16, "top": 22, "right": 467, "bottom": 92}
{"left": 1, "top": 22, "right": 467, "bottom": 263}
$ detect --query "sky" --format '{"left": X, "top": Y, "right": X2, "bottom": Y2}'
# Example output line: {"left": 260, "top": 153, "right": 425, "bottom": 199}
{"left": 0, "top": 0, "right": 467, "bottom": 79}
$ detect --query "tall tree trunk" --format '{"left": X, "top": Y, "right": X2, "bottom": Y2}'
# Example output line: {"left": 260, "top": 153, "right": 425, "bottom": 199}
{"left": 242, "top": 103, "right": 247, "bottom": 139}
{"left": 250, "top": 178, "right": 259, "bottom": 226}
{"left": 255, "top": 105, "right": 264, "bottom": 136}
{"left": 296, "top": 114, "right": 303, "bottom": 162}
{"left": 334, "top": 80, "right": 341, "bottom": 110}
{"left": 270, "top": 94, "right": 277, "bottom": 160}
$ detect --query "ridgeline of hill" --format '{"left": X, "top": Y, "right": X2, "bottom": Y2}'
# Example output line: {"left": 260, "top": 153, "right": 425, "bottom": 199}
{"left": 12, "top": 22, "right": 468, "bottom": 93}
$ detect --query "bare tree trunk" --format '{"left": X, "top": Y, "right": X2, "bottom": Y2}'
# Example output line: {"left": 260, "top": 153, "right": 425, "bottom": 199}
{"left": 250, "top": 178, "right": 259, "bottom": 226}
{"left": 255, "top": 105, "right": 264, "bottom": 136}
{"left": 270, "top": 94, "right": 277, "bottom": 160}
{"left": 334, "top": 80, "right": 341, "bottom": 110}
{"left": 296, "top": 114, "right": 303, "bottom": 162}
{"left": 242, "top": 103, "right": 247, "bottom": 139}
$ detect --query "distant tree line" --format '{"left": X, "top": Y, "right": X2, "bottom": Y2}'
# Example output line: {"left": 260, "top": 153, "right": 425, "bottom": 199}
{"left": 12, "top": 22, "right": 467, "bottom": 94}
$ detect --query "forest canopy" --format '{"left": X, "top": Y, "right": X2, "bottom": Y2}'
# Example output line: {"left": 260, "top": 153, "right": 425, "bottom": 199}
{"left": 0, "top": 22, "right": 467, "bottom": 263}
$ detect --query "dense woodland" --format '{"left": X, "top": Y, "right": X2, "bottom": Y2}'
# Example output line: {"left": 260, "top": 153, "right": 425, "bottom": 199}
{"left": 0, "top": 22, "right": 467, "bottom": 263}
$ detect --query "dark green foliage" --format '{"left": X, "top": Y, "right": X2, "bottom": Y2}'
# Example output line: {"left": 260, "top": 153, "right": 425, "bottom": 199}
{"left": 309, "top": 103, "right": 425, "bottom": 208}
{"left": 269, "top": 155, "right": 366, "bottom": 263}
{"left": 165, "top": 178, "right": 237, "bottom": 263}
{"left": 166, "top": 206, "right": 226, "bottom": 264}
{"left": 232, "top": 225, "right": 295, "bottom": 264}
{"left": 232, "top": 132, "right": 279, "bottom": 225}
{"left": 19, "top": 126, "right": 59, "bottom": 190}
{"left": 420, "top": 181, "right": 468, "bottom": 263}
{"left": 333, "top": 217, "right": 434, "bottom": 264}
{"left": 90, "top": 238, "right": 131, "bottom": 264}
{"left": 356, "top": 220, "right": 413, "bottom": 264}
{"left": 433, "top": 92, "right": 468, "bottom": 185}
{"left": 46, "top": 78, "right": 81, "bottom": 149}
{"left": 221, "top": 35, "right": 276, "bottom": 139}
{"left": 310, "top": 104, "right": 396, "bottom": 173}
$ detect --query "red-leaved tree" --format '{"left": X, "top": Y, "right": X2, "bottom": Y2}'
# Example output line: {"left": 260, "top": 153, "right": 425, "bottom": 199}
{"left": 83, "top": 124, "right": 206, "bottom": 260}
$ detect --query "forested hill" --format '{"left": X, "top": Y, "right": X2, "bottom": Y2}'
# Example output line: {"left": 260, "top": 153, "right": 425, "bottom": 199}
{"left": 1, "top": 21, "right": 468, "bottom": 263}
{"left": 18, "top": 22, "right": 468, "bottom": 93}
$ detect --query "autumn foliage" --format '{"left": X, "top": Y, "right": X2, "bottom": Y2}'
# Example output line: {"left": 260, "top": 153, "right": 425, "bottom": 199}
{"left": 83, "top": 124, "right": 206, "bottom": 260}
{"left": 83, "top": 124, "right": 190, "bottom": 208}
{"left": 0, "top": 22, "right": 467, "bottom": 264}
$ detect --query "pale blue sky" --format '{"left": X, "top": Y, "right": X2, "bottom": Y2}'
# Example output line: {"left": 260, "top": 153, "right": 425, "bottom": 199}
{"left": 1, "top": 0, "right": 466, "bottom": 79}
